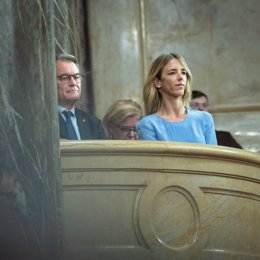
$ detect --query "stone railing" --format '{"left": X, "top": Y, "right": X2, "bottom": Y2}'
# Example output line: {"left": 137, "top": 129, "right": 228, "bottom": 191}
{"left": 60, "top": 141, "right": 260, "bottom": 260}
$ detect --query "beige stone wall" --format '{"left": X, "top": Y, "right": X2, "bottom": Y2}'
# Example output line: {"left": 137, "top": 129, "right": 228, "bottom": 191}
{"left": 88, "top": 0, "right": 260, "bottom": 153}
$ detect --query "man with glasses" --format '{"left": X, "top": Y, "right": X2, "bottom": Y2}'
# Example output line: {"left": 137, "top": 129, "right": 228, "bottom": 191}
{"left": 190, "top": 90, "right": 242, "bottom": 148}
{"left": 56, "top": 53, "right": 106, "bottom": 140}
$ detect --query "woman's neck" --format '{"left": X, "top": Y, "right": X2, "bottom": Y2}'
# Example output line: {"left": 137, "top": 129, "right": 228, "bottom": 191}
{"left": 157, "top": 98, "right": 187, "bottom": 122}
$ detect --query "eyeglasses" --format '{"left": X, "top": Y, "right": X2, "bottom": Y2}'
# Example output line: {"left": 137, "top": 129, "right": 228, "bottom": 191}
{"left": 190, "top": 102, "right": 209, "bottom": 109}
{"left": 116, "top": 125, "right": 138, "bottom": 135}
{"left": 57, "top": 73, "right": 84, "bottom": 83}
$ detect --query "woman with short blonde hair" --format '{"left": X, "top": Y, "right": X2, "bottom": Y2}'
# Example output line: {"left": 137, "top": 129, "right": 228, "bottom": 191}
{"left": 103, "top": 99, "right": 143, "bottom": 140}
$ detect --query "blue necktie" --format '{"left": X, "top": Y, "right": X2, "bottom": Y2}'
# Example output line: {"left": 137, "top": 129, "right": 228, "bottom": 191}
{"left": 62, "top": 111, "right": 78, "bottom": 140}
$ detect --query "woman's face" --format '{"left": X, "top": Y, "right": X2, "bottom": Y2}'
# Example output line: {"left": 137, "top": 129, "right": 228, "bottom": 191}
{"left": 156, "top": 58, "right": 187, "bottom": 98}
{"left": 110, "top": 115, "right": 140, "bottom": 140}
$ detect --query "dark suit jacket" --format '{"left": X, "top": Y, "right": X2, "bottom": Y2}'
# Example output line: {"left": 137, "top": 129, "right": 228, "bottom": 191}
{"left": 216, "top": 130, "right": 242, "bottom": 149}
{"left": 59, "top": 108, "right": 106, "bottom": 140}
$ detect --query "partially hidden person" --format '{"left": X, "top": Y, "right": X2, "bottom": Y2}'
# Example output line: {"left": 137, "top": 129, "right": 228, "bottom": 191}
{"left": 190, "top": 90, "right": 242, "bottom": 148}
{"left": 103, "top": 99, "right": 143, "bottom": 140}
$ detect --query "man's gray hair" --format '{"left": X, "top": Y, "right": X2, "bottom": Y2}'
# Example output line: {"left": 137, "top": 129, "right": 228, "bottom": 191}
{"left": 56, "top": 53, "right": 80, "bottom": 69}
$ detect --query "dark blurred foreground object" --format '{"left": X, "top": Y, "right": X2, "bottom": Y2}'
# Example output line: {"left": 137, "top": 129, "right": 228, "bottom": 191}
{"left": 0, "top": 164, "right": 42, "bottom": 260}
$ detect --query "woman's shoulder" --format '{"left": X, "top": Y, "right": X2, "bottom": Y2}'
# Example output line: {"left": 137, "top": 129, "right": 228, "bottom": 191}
{"left": 141, "top": 113, "right": 158, "bottom": 119}
{"left": 138, "top": 113, "right": 162, "bottom": 126}
{"left": 188, "top": 109, "right": 213, "bottom": 120}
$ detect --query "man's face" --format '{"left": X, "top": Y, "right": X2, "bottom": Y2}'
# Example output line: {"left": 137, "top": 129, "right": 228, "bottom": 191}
{"left": 190, "top": 96, "right": 209, "bottom": 111}
{"left": 56, "top": 60, "right": 81, "bottom": 108}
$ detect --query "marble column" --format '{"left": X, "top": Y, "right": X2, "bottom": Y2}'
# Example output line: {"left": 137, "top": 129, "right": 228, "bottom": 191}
{"left": 0, "top": 1, "right": 61, "bottom": 259}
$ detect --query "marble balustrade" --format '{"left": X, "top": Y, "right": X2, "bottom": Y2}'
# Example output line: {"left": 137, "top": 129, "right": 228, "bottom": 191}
{"left": 60, "top": 140, "right": 260, "bottom": 260}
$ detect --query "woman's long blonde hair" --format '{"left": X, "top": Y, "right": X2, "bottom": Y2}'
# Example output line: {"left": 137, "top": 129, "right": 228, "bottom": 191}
{"left": 143, "top": 53, "right": 192, "bottom": 115}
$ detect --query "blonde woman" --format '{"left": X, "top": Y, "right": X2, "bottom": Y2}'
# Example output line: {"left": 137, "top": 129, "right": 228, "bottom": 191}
{"left": 137, "top": 53, "right": 217, "bottom": 144}
{"left": 103, "top": 99, "right": 143, "bottom": 140}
